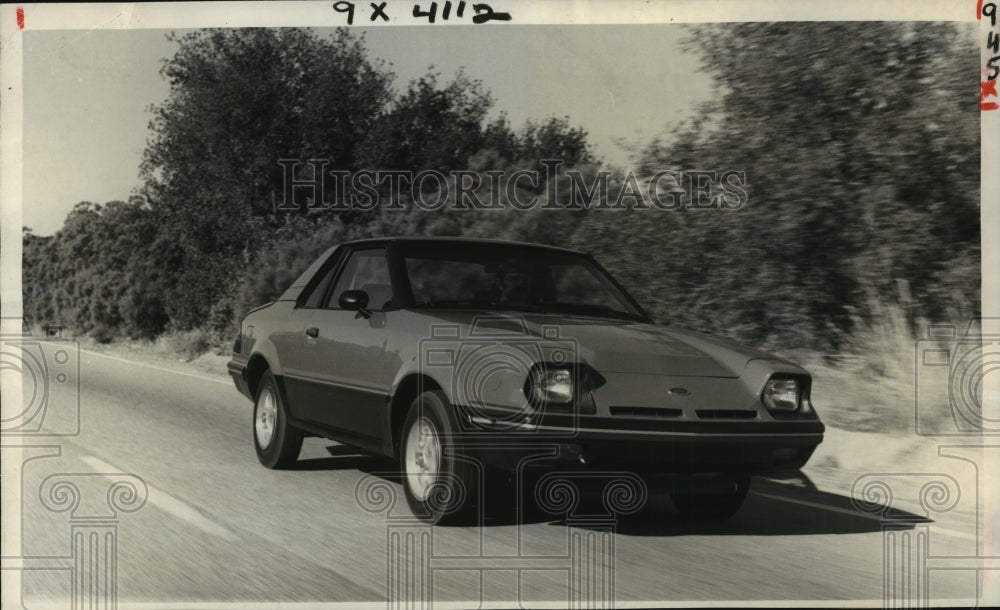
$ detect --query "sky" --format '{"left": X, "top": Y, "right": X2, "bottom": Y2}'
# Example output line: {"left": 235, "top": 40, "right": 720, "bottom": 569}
{"left": 22, "top": 25, "right": 712, "bottom": 235}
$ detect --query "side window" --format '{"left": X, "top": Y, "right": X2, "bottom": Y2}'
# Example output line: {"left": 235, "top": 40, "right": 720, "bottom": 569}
{"left": 302, "top": 261, "right": 340, "bottom": 309}
{"left": 326, "top": 247, "right": 395, "bottom": 310}
{"left": 298, "top": 250, "right": 347, "bottom": 309}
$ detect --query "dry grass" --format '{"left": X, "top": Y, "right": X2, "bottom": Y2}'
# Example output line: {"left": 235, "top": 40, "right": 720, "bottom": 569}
{"left": 75, "top": 330, "right": 231, "bottom": 379}
{"left": 799, "top": 298, "right": 956, "bottom": 435}
{"left": 82, "top": 328, "right": 222, "bottom": 362}
{"left": 157, "top": 329, "right": 217, "bottom": 361}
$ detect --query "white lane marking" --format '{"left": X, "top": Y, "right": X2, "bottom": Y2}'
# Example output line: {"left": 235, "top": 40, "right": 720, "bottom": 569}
{"left": 752, "top": 491, "right": 979, "bottom": 541}
{"left": 80, "top": 456, "right": 239, "bottom": 541}
{"left": 80, "top": 348, "right": 230, "bottom": 385}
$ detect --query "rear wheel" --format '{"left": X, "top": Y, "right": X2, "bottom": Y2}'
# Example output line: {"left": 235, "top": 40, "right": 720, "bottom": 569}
{"left": 400, "top": 391, "right": 478, "bottom": 524}
{"left": 670, "top": 476, "right": 751, "bottom": 521}
{"left": 253, "top": 370, "right": 303, "bottom": 469}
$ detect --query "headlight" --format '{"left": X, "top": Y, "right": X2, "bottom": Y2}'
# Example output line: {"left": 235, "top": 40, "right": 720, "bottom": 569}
{"left": 529, "top": 367, "right": 574, "bottom": 404}
{"left": 762, "top": 377, "right": 800, "bottom": 412}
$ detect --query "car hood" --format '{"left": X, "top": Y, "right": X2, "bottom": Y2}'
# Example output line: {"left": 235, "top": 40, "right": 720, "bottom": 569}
{"left": 410, "top": 310, "right": 785, "bottom": 378}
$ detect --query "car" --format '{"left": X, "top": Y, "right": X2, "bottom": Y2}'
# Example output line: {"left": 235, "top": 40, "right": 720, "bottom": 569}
{"left": 227, "top": 237, "right": 824, "bottom": 523}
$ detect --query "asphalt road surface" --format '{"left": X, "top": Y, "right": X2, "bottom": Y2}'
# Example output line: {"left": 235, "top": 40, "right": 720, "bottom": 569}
{"left": 3, "top": 344, "right": 987, "bottom": 608}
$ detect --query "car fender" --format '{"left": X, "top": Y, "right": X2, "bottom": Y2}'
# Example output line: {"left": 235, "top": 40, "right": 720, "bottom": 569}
{"left": 240, "top": 303, "right": 298, "bottom": 382}
{"left": 383, "top": 359, "right": 458, "bottom": 456}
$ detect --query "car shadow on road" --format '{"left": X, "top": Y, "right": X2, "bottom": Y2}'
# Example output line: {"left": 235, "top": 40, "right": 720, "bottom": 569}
{"left": 300, "top": 446, "right": 924, "bottom": 535}
{"left": 574, "top": 476, "right": 932, "bottom": 537}
{"left": 290, "top": 444, "right": 403, "bottom": 483}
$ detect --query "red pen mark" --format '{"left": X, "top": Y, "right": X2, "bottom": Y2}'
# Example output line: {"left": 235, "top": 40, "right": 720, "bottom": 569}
{"left": 978, "top": 0, "right": 984, "bottom": 19}
{"left": 983, "top": 78, "right": 998, "bottom": 100}
{"left": 983, "top": 79, "right": 999, "bottom": 111}
{"left": 16, "top": 6, "right": 24, "bottom": 30}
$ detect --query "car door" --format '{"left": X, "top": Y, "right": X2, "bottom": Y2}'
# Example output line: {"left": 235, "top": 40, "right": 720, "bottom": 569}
{"left": 285, "top": 246, "right": 394, "bottom": 441}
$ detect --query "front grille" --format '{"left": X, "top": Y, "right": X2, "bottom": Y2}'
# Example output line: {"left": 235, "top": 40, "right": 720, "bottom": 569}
{"left": 610, "top": 406, "right": 683, "bottom": 418}
{"left": 696, "top": 409, "right": 758, "bottom": 420}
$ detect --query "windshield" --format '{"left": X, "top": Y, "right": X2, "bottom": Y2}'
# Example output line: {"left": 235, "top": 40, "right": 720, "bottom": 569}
{"left": 399, "top": 242, "right": 648, "bottom": 321}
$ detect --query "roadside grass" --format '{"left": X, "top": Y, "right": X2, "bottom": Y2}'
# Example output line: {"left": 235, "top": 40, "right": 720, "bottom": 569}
{"left": 796, "top": 300, "right": 956, "bottom": 435}
{"left": 158, "top": 328, "right": 221, "bottom": 360}
{"left": 57, "top": 327, "right": 232, "bottom": 379}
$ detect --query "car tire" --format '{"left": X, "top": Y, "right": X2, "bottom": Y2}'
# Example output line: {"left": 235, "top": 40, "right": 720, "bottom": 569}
{"left": 253, "top": 370, "right": 303, "bottom": 469}
{"left": 670, "top": 476, "right": 751, "bottom": 521}
{"left": 400, "top": 391, "right": 479, "bottom": 525}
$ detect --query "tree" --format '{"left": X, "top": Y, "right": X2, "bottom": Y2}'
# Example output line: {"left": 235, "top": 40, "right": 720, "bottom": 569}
{"left": 22, "top": 200, "right": 178, "bottom": 340}
{"left": 356, "top": 71, "right": 494, "bottom": 174}
{"left": 610, "top": 22, "right": 980, "bottom": 349}
{"left": 515, "top": 116, "right": 593, "bottom": 170}
{"left": 139, "top": 28, "right": 395, "bottom": 328}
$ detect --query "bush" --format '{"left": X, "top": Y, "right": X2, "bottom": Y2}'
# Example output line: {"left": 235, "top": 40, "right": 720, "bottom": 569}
{"left": 206, "top": 280, "right": 240, "bottom": 354}
{"left": 802, "top": 285, "right": 958, "bottom": 434}
{"left": 236, "top": 218, "right": 371, "bottom": 319}
{"left": 163, "top": 329, "right": 215, "bottom": 361}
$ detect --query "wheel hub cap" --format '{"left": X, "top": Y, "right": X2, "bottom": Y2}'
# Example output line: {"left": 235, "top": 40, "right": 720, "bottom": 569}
{"left": 255, "top": 389, "right": 277, "bottom": 449}
{"left": 405, "top": 417, "right": 441, "bottom": 501}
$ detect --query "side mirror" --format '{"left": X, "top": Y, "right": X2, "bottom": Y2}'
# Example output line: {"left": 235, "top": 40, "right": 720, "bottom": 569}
{"left": 338, "top": 290, "right": 372, "bottom": 318}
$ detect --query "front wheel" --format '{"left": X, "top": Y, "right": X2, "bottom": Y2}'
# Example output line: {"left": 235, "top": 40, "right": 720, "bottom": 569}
{"left": 400, "top": 391, "right": 478, "bottom": 525}
{"left": 670, "top": 476, "right": 751, "bottom": 521}
{"left": 253, "top": 370, "right": 303, "bottom": 469}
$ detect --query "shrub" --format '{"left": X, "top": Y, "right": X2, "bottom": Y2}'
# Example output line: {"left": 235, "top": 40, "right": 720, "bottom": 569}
{"left": 163, "top": 328, "right": 215, "bottom": 361}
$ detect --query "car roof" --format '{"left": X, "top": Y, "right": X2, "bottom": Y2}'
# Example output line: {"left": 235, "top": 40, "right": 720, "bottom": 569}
{"left": 341, "top": 236, "right": 587, "bottom": 255}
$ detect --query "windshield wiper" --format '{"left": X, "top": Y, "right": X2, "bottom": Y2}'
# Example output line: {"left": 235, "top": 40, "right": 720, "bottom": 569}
{"left": 410, "top": 299, "right": 544, "bottom": 313}
{"left": 546, "top": 303, "right": 644, "bottom": 322}
{"left": 410, "top": 299, "right": 480, "bottom": 308}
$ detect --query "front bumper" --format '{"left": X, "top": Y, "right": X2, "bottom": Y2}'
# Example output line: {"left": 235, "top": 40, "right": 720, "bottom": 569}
{"left": 227, "top": 360, "right": 252, "bottom": 399}
{"left": 454, "top": 412, "right": 824, "bottom": 475}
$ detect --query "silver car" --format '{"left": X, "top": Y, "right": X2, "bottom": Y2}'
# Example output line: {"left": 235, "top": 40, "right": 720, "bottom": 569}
{"left": 228, "top": 237, "right": 824, "bottom": 523}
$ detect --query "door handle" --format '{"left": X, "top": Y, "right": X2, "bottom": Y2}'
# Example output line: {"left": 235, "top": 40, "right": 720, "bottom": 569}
{"left": 305, "top": 327, "right": 319, "bottom": 338}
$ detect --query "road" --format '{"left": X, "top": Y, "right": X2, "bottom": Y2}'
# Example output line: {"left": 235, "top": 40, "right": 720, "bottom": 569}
{"left": 3, "top": 343, "right": 987, "bottom": 607}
